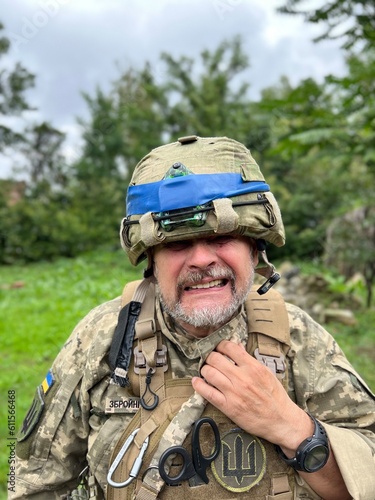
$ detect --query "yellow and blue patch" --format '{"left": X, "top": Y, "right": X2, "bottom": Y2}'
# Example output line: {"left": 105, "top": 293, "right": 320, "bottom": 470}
{"left": 17, "top": 369, "right": 55, "bottom": 442}
{"left": 41, "top": 370, "right": 54, "bottom": 395}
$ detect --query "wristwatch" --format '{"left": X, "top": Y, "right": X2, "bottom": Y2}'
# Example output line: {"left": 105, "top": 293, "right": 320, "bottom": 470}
{"left": 275, "top": 413, "right": 330, "bottom": 473}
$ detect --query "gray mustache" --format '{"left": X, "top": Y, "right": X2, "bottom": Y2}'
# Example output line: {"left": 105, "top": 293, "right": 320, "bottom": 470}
{"left": 178, "top": 266, "right": 235, "bottom": 289}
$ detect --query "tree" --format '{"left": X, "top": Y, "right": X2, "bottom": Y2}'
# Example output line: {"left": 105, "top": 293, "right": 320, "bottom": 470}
{"left": 326, "top": 51, "right": 375, "bottom": 177}
{"left": 76, "top": 66, "right": 167, "bottom": 187}
{"left": 278, "top": 0, "right": 375, "bottom": 51}
{"left": 70, "top": 37, "right": 260, "bottom": 252}
{"left": 76, "top": 35, "right": 256, "bottom": 185}
{"left": 250, "top": 10, "right": 375, "bottom": 261}
{"left": 4, "top": 32, "right": 373, "bottom": 266}
{"left": 251, "top": 76, "right": 346, "bottom": 259}
{"left": 18, "top": 122, "right": 67, "bottom": 195}
{"left": 0, "top": 22, "right": 35, "bottom": 153}
{"left": 70, "top": 66, "right": 168, "bottom": 249}
{"left": 161, "top": 36, "right": 254, "bottom": 143}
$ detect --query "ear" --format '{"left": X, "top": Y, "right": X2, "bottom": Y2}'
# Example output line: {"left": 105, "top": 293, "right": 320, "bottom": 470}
{"left": 254, "top": 250, "right": 259, "bottom": 267}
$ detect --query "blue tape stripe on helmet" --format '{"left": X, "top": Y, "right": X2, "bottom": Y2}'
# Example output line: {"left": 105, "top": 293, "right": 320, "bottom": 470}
{"left": 126, "top": 173, "right": 270, "bottom": 216}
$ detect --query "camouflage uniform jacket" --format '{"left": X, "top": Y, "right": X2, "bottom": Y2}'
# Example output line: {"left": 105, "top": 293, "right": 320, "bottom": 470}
{"left": 12, "top": 295, "right": 375, "bottom": 500}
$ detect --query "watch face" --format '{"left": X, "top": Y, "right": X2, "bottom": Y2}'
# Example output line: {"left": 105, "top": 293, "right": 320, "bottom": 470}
{"left": 304, "top": 445, "right": 329, "bottom": 472}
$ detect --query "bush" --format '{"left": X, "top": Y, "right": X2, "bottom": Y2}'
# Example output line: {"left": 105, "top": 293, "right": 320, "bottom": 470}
{"left": 0, "top": 197, "right": 118, "bottom": 264}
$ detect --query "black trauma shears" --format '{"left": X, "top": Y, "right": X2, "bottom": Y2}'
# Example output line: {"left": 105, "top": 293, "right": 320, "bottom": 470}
{"left": 158, "top": 417, "right": 221, "bottom": 486}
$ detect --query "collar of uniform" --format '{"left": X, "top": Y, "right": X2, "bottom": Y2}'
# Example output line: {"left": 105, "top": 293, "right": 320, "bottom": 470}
{"left": 155, "top": 298, "right": 248, "bottom": 367}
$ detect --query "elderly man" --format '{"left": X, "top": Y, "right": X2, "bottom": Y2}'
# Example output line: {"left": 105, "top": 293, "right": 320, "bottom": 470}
{"left": 13, "top": 136, "right": 375, "bottom": 500}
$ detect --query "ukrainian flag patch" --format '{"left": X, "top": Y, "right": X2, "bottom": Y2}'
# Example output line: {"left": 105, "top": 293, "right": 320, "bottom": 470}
{"left": 41, "top": 370, "right": 54, "bottom": 395}
{"left": 17, "top": 370, "right": 57, "bottom": 443}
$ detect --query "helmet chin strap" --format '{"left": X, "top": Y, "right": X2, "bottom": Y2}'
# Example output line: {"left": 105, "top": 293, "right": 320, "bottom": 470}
{"left": 143, "top": 251, "right": 155, "bottom": 279}
{"left": 255, "top": 240, "right": 281, "bottom": 295}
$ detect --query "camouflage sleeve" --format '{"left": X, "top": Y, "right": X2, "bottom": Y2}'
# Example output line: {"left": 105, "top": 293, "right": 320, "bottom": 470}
{"left": 10, "top": 297, "right": 121, "bottom": 499}
{"left": 287, "top": 303, "right": 375, "bottom": 499}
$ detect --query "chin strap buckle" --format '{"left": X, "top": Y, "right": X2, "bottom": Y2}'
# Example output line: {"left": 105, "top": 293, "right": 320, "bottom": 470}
{"left": 257, "top": 272, "right": 281, "bottom": 295}
{"left": 255, "top": 239, "right": 281, "bottom": 294}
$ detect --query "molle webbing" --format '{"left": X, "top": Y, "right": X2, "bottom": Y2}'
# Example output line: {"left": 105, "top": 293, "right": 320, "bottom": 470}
{"left": 106, "top": 280, "right": 291, "bottom": 500}
{"left": 245, "top": 288, "right": 290, "bottom": 390}
{"left": 106, "top": 378, "right": 195, "bottom": 500}
{"left": 145, "top": 405, "right": 294, "bottom": 500}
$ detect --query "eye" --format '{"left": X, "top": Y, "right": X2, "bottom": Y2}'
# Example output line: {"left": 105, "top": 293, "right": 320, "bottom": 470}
{"left": 162, "top": 241, "right": 191, "bottom": 252}
{"left": 210, "top": 236, "right": 235, "bottom": 246}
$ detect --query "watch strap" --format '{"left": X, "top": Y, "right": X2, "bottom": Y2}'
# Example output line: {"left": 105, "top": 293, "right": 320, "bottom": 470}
{"left": 275, "top": 412, "right": 329, "bottom": 473}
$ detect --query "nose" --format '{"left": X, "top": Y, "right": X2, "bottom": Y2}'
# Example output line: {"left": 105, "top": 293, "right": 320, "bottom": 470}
{"left": 186, "top": 240, "right": 218, "bottom": 270}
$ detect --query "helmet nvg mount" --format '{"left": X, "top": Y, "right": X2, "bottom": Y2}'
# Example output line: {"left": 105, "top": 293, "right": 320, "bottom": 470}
{"left": 120, "top": 135, "right": 285, "bottom": 294}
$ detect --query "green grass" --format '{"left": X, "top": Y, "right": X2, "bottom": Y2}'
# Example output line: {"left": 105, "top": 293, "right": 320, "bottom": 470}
{"left": 0, "top": 251, "right": 374, "bottom": 498}
{"left": 0, "top": 248, "right": 142, "bottom": 499}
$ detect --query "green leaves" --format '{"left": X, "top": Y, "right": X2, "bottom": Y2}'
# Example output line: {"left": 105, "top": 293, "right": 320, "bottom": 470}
{"left": 0, "top": 24, "right": 35, "bottom": 153}
{"left": 277, "top": 0, "right": 375, "bottom": 51}
{"left": 1, "top": 9, "right": 375, "bottom": 290}
{"left": 160, "top": 36, "right": 252, "bottom": 139}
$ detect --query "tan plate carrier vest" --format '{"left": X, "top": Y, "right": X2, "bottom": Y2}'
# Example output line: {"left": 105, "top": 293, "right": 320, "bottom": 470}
{"left": 106, "top": 279, "right": 294, "bottom": 500}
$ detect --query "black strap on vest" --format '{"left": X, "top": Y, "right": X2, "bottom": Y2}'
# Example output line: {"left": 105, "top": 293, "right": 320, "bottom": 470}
{"left": 109, "top": 301, "right": 142, "bottom": 387}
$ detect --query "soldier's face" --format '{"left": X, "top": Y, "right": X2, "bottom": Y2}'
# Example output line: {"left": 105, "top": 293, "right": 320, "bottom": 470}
{"left": 153, "top": 236, "right": 257, "bottom": 337}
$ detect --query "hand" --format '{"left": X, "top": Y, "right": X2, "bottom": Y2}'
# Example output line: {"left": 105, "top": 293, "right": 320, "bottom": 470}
{"left": 192, "top": 340, "right": 312, "bottom": 452}
{"left": 192, "top": 340, "right": 351, "bottom": 500}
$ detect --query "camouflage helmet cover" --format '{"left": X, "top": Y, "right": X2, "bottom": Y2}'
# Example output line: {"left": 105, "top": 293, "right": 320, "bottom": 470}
{"left": 121, "top": 136, "right": 285, "bottom": 266}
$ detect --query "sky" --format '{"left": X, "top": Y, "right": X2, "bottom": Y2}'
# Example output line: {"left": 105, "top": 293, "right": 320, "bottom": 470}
{"left": 0, "top": 0, "right": 346, "bottom": 178}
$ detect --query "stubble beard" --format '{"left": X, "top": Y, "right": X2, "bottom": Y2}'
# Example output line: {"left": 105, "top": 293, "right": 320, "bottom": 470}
{"left": 157, "top": 265, "right": 254, "bottom": 330}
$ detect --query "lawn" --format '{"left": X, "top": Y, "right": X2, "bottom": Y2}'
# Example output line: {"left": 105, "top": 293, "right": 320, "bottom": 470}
{"left": 1, "top": 250, "right": 374, "bottom": 498}
{"left": 0, "top": 248, "right": 142, "bottom": 499}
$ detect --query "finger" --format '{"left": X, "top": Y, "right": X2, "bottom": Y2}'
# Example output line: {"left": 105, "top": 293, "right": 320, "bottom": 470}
{"left": 205, "top": 350, "right": 238, "bottom": 373}
{"left": 208, "top": 343, "right": 278, "bottom": 392}
{"left": 200, "top": 363, "right": 235, "bottom": 393}
{"left": 215, "top": 340, "right": 253, "bottom": 367}
{"left": 191, "top": 376, "right": 226, "bottom": 407}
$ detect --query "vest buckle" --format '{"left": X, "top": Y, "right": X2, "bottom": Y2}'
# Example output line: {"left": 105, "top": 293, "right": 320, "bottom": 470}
{"left": 133, "top": 345, "right": 168, "bottom": 374}
{"left": 254, "top": 348, "right": 286, "bottom": 379}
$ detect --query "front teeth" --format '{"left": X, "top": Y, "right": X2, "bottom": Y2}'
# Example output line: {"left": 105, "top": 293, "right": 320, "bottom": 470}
{"left": 189, "top": 279, "right": 223, "bottom": 289}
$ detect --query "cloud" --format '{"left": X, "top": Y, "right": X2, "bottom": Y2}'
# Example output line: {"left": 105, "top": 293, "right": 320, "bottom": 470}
{"left": 0, "top": 0, "right": 346, "bottom": 177}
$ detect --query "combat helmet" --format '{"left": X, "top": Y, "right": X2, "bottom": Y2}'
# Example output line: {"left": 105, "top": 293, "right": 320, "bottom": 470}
{"left": 120, "top": 135, "right": 285, "bottom": 293}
